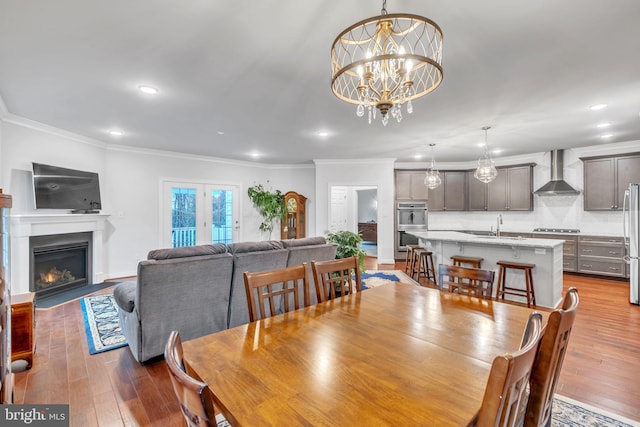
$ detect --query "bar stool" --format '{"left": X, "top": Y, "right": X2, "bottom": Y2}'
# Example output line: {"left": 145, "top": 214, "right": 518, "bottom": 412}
{"left": 404, "top": 245, "right": 422, "bottom": 274}
{"left": 411, "top": 248, "right": 437, "bottom": 286}
{"left": 450, "top": 255, "right": 483, "bottom": 269}
{"left": 496, "top": 260, "right": 536, "bottom": 307}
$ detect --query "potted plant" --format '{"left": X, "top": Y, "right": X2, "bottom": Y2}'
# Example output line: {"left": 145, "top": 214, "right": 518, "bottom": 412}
{"left": 326, "top": 230, "right": 367, "bottom": 272}
{"left": 247, "top": 184, "right": 286, "bottom": 239}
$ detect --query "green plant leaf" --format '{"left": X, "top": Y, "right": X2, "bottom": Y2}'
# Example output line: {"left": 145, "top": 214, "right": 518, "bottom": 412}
{"left": 326, "top": 230, "right": 367, "bottom": 272}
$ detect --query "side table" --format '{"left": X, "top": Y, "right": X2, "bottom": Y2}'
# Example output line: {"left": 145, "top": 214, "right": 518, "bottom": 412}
{"left": 11, "top": 292, "right": 35, "bottom": 369}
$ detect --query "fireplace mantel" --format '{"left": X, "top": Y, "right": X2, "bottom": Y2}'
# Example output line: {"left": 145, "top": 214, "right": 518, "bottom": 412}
{"left": 10, "top": 213, "right": 110, "bottom": 295}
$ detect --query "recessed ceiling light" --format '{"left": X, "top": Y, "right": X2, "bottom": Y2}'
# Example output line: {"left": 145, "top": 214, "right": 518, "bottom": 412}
{"left": 596, "top": 122, "right": 611, "bottom": 128}
{"left": 414, "top": 154, "right": 423, "bottom": 160}
{"left": 492, "top": 149, "right": 502, "bottom": 154}
{"left": 316, "top": 131, "right": 329, "bottom": 137}
{"left": 477, "top": 143, "right": 486, "bottom": 148}
{"left": 138, "top": 85, "right": 159, "bottom": 95}
{"left": 589, "top": 103, "right": 607, "bottom": 111}
{"left": 217, "top": 131, "right": 225, "bottom": 135}
{"left": 601, "top": 134, "right": 613, "bottom": 139}
{"left": 249, "top": 151, "right": 260, "bottom": 158}
{"left": 109, "top": 130, "right": 123, "bottom": 136}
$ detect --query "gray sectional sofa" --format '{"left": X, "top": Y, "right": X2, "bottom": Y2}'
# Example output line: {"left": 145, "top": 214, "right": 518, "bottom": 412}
{"left": 113, "top": 237, "right": 337, "bottom": 362}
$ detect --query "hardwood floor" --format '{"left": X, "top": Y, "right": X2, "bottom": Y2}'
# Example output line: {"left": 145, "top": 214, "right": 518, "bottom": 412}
{"left": 13, "top": 262, "right": 640, "bottom": 425}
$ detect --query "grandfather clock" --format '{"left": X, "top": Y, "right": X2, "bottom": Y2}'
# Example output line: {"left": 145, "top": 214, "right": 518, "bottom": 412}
{"left": 281, "top": 191, "right": 306, "bottom": 240}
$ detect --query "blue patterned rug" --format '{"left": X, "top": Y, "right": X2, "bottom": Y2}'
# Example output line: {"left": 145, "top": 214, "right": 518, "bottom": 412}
{"left": 361, "top": 270, "right": 420, "bottom": 290}
{"left": 552, "top": 394, "right": 639, "bottom": 426}
{"left": 80, "top": 294, "right": 128, "bottom": 355}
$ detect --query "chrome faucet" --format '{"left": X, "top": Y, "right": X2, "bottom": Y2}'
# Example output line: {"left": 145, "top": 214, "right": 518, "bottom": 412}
{"left": 496, "top": 214, "right": 503, "bottom": 238}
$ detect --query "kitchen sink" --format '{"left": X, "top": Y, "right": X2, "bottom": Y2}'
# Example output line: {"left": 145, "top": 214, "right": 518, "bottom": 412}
{"left": 475, "top": 235, "right": 525, "bottom": 240}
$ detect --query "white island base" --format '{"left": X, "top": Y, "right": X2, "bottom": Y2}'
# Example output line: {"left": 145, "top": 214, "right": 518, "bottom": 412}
{"left": 409, "top": 231, "right": 565, "bottom": 309}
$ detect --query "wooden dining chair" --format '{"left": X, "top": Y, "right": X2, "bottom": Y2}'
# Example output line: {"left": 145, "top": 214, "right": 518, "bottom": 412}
{"left": 165, "top": 330, "right": 216, "bottom": 427}
{"left": 524, "top": 287, "right": 579, "bottom": 427}
{"left": 243, "top": 263, "right": 310, "bottom": 322}
{"left": 311, "top": 256, "right": 362, "bottom": 302}
{"left": 438, "top": 264, "right": 496, "bottom": 299}
{"left": 471, "top": 311, "right": 543, "bottom": 427}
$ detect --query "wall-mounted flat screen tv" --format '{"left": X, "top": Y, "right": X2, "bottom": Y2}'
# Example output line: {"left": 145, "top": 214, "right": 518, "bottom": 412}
{"left": 32, "top": 163, "right": 102, "bottom": 213}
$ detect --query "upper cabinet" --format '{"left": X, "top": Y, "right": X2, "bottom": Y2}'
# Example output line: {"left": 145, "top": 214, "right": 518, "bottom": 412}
{"left": 581, "top": 153, "right": 640, "bottom": 211}
{"left": 467, "top": 165, "right": 533, "bottom": 211}
{"left": 395, "top": 170, "right": 429, "bottom": 201}
{"left": 428, "top": 171, "right": 466, "bottom": 211}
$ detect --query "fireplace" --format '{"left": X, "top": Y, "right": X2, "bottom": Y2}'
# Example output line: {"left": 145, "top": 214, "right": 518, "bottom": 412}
{"left": 29, "top": 232, "right": 93, "bottom": 297}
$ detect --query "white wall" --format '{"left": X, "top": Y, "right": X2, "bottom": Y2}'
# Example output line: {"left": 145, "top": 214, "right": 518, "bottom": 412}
{"left": 0, "top": 117, "right": 315, "bottom": 279}
{"left": 314, "top": 159, "right": 395, "bottom": 264}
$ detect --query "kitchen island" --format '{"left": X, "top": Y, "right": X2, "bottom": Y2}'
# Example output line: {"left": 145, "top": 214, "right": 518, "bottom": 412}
{"left": 409, "top": 231, "right": 564, "bottom": 308}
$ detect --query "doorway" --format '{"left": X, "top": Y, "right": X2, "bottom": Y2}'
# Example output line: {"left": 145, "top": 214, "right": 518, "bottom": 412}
{"left": 329, "top": 185, "right": 378, "bottom": 257}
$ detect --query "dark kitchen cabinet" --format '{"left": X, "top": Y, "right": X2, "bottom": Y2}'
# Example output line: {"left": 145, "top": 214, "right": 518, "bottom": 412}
{"left": 577, "top": 235, "right": 625, "bottom": 277}
{"left": 467, "top": 171, "right": 488, "bottom": 211}
{"left": 427, "top": 171, "right": 466, "bottom": 211}
{"left": 468, "top": 165, "right": 533, "bottom": 211}
{"left": 581, "top": 153, "right": 640, "bottom": 211}
{"left": 395, "top": 170, "right": 429, "bottom": 201}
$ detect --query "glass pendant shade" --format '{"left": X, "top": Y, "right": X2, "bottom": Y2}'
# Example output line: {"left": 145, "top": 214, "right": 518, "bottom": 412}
{"left": 474, "top": 126, "right": 498, "bottom": 183}
{"left": 474, "top": 156, "right": 498, "bottom": 183}
{"left": 424, "top": 169, "right": 442, "bottom": 189}
{"left": 424, "top": 144, "right": 441, "bottom": 189}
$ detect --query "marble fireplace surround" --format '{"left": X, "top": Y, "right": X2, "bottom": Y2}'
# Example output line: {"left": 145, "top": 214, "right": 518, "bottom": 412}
{"left": 9, "top": 214, "right": 110, "bottom": 295}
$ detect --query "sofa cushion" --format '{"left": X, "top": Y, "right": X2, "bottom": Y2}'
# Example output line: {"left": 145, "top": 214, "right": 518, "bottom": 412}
{"left": 147, "top": 244, "right": 227, "bottom": 260}
{"left": 228, "top": 240, "right": 283, "bottom": 254}
{"left": 280, "top": 237, "right": 327, "bottom": 248}
{"left": 113, "top": 280, "right": 137, "bottom": 313}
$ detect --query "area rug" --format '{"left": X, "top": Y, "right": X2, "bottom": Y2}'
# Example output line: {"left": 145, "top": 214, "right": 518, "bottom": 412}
{"left": 552, "top": 394, "right": 639, "bottom": 426}
{"left": 80, "top": 294, "right": 127, "bottom": 355}
{"left": 361, "top": 269, "right": 420, "bottom": 290}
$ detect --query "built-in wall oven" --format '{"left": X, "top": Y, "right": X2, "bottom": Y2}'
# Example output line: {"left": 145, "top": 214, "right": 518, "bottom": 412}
{"left": 396, "top": 202, "right": 428, "bottom": 251}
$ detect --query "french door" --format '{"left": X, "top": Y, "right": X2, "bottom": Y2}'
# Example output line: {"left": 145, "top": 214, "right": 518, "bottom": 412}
{"left": 162, "top": 181, "right": 240, "bottom": 248}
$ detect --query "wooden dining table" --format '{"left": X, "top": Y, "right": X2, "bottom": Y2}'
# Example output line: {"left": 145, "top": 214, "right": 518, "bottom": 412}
{"left": 182, "top": 282, "right": 546, "bottom": 426}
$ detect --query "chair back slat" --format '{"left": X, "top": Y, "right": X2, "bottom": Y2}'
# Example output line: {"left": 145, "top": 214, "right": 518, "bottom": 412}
{"left": 524, "top": 287, "right": 579, "bottom": 427}
{"left": 473, "top": 312, "right": 543, "bottom": 427}
{"left": 165, "top": 331, "right": 213, "bottom": 427}
{"left": 243, "top": 263, "right": 310, "bottom": 322}
{"left": 311, "top": 256, "right": 362, "bottom": 302}
{"left": 438, "top": 264, "right": 495, "bottom": 299}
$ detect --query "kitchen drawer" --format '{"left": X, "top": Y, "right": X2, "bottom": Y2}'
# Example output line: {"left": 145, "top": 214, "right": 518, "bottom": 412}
{"left": 578, "top": 236, "right": 624, "bottom": 245}
{"left": 579, "top": 243, "right": 624, "bottom": 258}
{"left": 531, "top": 234, "right": 577, "bottom": 256}
{"left": 562, "top": 256, "right": 577, "bottom": 272}
{"left": 578, "top": 258, "right": 625, "bottom": 277}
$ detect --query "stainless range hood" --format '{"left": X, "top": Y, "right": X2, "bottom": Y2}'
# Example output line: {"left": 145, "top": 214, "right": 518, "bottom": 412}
{"left": 534, "top": 150, "right": 580, "bottom": 195}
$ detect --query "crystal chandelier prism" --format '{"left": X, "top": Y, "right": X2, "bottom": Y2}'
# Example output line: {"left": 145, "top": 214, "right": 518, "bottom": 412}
{"left": 330, "top": 0, "right": 443, "bottom": 126}
{"left": 474, "top": 126, "right": 498, "bottom": 183}
{"left": 424, "top": 144, "right": 441, "bottom": 189}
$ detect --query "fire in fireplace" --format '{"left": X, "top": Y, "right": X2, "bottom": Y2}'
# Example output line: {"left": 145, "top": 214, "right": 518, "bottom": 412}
{"left": 29, "top": 232, "right": 93, "bottom": 296}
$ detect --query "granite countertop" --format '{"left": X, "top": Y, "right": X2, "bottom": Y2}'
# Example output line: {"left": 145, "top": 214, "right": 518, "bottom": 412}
{"left": 428, "top": 228, "right": 623, "bottom": 238}
{"left": 408, "top": 230, "right": 564, "bottom": 248}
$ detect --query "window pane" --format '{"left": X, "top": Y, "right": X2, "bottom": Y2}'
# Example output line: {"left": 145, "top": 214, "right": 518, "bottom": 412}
{"left": 211, "top": 190, "right": 233, "bottom": 244}
{"left": 172, "top": 188, "right": 197, "bottom": 247}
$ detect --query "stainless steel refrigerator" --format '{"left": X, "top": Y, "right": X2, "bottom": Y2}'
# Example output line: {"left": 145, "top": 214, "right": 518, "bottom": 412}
{"left": 623, "top": 183, "right": 639, "bottom": 305}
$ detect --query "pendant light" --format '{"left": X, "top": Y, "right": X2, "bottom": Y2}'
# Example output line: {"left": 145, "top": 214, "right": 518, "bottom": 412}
{"left": 424, "top": 144, "right": 442, "bottom": 189}
{"left": 474, "top": 126, "right": 498, "bottom": 183}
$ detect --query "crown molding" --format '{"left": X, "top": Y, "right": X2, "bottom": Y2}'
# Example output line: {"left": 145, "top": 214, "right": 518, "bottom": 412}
{"left": 2, "top": 113, "right": 107, "bottom": 148}
{"left": 313, "top": 158, "right": 396, "bottom": 165}
{"left": 108, "top": 144, "right": 315, "bottom": 170}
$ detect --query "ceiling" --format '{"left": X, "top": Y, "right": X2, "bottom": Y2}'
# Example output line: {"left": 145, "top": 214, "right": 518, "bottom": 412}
{"left": 1, "top": 0, "right": 639, "bottom": 165}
